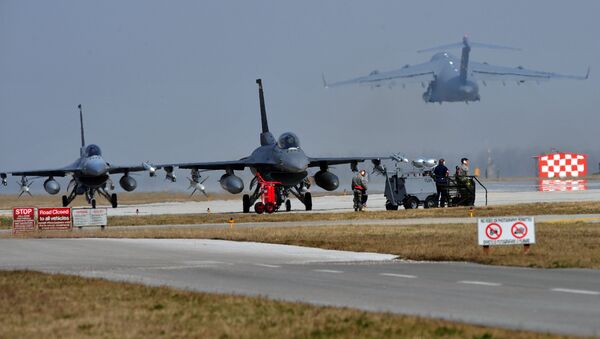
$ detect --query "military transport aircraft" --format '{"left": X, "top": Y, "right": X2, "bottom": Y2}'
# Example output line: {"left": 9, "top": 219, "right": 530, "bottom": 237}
{"left": 323, "top": 36, "right": 589, "bottom": 103}
{"left": 162, "top": 79, "right": 383, "bottom": 213}
{"left": 0, "top": 105, "right": 158, "bottom": 208}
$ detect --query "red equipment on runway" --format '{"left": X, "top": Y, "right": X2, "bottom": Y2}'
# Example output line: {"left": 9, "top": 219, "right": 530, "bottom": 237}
{"left": 253, "top": 173, "right": 281, "bottom": 214}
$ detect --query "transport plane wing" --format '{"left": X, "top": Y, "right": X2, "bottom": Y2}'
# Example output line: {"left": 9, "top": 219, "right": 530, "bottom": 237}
{"left": 323, "top": 60, "right": 437, "bottom": 88}
{"left": 470, "top": 62, "right": 590, "bottom": 83}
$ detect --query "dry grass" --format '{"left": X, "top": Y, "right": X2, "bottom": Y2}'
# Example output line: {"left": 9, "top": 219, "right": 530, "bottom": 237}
{"left": 4, "top": 198, "right": 600, "bottom": 230}
{"left": 9, "top": 222, "right": 600, "bottom": 269}
{"left": 0, "top": 271, "right": 573, "bottom": 339}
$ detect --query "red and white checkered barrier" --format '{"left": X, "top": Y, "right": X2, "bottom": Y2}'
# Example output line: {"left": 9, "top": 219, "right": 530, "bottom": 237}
{"left": 539, "top": 179, "right": 588, "bottom": 192}
{"left": 537, "top": 153, "right": 587, "bottom": 178}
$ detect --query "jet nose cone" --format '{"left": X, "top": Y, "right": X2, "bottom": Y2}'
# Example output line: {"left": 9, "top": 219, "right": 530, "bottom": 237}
{"left": 83, "top": 158, "right": 109, "bottom": 176}
{"left": 285, "top": 156, "right": 309, "bottom": 173}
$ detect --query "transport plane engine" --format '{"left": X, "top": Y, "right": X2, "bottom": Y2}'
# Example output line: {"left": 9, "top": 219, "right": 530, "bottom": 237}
{"left": 219, "top": 173, "right": 244, "bottom": 194}
{"left": 119, "top": 175, "right": 137, "bottom": 192}
{"left": 43, "top": 178, "right": 61, "bottom": 195}
{"left": 314, "top": 170, "right": 339, "bottom": 191}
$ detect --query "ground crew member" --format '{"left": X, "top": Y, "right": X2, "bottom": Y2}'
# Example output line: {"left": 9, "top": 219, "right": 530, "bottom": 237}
{"left": 433, "top": 158, "right": 449, "bottom": 207}
{"left": 456, "top": 158, "right": 475, "bottom": 206}
{"left": 352, "top": 169, "right": 368, "bottom": 211}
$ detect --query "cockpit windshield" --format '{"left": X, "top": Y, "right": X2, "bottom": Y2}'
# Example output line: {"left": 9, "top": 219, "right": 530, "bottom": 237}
{"left": 277, "top": 132, "right": 300, "bottom": 149}
{"left": 85, "top": 144, "right": 102, "bottom": 156}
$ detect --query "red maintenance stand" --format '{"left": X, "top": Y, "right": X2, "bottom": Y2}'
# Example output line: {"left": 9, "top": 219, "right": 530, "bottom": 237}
{"left": 254, "top": 173, "right": 281, "bottom": 214}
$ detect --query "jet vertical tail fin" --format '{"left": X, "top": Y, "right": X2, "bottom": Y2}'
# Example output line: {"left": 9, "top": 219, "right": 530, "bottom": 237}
{"left": 78, "top": 104, "right": 86, "bottom": 156}
{"left": 459, "top": 36, "right": 471, "bottom": 84}
{"left": 256, "top": 79, "right": 275, "bottom": 146}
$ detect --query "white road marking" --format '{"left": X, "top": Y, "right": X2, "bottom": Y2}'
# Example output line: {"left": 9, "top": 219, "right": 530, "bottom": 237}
{"left": 313, "top": 269, "right": 343, "bottom": 274}
{"left": 458, "top": 280, "right": 502, "bottom": 287}
{"left": 551, "top": 288, "right": 600, "bottom": 296}
{"left": 380, "top": 273, "right": 417, "bottom": 279}
{"left": 254, "top": 263, "right": 281, "bottom": 268}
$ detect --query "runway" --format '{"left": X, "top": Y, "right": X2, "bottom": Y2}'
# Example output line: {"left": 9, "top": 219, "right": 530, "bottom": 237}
{"left": 1, "top": 238, "right": 598, "bottom": 336}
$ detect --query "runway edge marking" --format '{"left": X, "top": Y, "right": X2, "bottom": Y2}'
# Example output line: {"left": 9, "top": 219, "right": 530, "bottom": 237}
{"left": 551, "top": 288, "right": 600, "bottom": 295}
{"left": 380, "top": 273, "right": 418, "bottom": 279}
{"left": 458, "top": 280, "right": 502, "bottom": 287}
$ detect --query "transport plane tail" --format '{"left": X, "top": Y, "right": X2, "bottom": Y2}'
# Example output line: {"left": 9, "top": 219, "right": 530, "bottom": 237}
{"left": 418, "top": 36, "right": 520, "bottom": 85}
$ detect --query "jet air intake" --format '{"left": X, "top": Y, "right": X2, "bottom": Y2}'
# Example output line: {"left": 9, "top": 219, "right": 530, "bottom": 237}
{"left": 43, "top": 178, "right": 61, "bottom": 195}
{"left": 220, "top": 173, "right": 244, "bottom": 194}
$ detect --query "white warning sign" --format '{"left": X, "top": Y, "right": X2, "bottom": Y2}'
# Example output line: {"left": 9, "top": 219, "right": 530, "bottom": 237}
{"left": 477, "top": 217, "right": 535, "bottom": 246}
{"left": 72, "top": 208, "right": 108, "bottom": 227}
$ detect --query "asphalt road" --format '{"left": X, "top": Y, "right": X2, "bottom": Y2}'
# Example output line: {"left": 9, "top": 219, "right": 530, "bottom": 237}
{"left": 1, "top": 238, "right": 599, "bottom": 337}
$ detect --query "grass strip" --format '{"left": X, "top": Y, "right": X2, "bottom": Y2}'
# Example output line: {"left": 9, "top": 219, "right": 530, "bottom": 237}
{"left": 0, "top": 270, "right": 573, "bottom": 339}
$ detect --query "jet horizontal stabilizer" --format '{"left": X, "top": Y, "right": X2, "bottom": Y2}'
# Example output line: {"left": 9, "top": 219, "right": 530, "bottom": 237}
{"left": 418, "top": 37, "right": 521, "bottom": 53}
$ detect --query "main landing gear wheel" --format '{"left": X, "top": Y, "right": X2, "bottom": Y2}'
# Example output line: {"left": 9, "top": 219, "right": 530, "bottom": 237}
{"left": 62, "top": 195, "right": 68, "bottom": 207}
{"left": 403, "top": 196, "right": 419, "bottom": 210}
{"left": 242, "top": 194, "right": 251, "bottom": 213}
{"left": 285, "top": 199, "right": 291, "bottom": 212}
{"left": 304, "top": 192, "right": 312, "bottom": 211}
{"left": 254, "top": 201, "right": 265, "bottom": 214}
{"left": 111, "top": 193, "right": 118, "bottom": 208}
{"left": 91, "top": 199, "right": 97, "bottom": 209}
{"left": 265, "top": 202, "right": 275, "bottom": 214}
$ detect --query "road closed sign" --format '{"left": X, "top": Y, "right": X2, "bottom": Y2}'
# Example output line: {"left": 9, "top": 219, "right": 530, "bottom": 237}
{"left": 478, "top": 217, "right": 535, "bottom": 246}
{"left": 38, "top": 207, "right": 72, "bottom": 230}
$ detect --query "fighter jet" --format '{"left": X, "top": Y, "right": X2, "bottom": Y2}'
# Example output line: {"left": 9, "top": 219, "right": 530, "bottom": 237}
{"left": 162, "top": 79, "right": 383, "bottom": 213}
{"left": 0, "top": 105, "right": 158, "bottom": 208}
{"left": 323, "top": 36, "right": 589, "bottom": 103}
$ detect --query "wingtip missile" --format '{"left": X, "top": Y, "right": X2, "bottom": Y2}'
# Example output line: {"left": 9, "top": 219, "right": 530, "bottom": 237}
{"left": 322, "top": 73, "right": 329, "bottom": 88}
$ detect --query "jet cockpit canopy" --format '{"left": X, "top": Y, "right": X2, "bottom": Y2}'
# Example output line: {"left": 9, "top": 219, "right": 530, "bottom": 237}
{"left": 278, "top": 132, "right": 300, "bottom": 149}
{"left": 85, "top": 144, "right": 102, "bottom": 157}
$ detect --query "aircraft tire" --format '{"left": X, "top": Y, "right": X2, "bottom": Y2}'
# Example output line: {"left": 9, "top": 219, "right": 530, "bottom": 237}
{"left": 91, "top": 199, "right": 97, "bottom": 209}
{"left": 62, "top": 195, "right": 68, "bottom": 207}
{"left": 304, "top": 192, "right": 312, "bottom": 211}
{"left": 265, "top": 202, "right": 275, "bottom": 214}
{"left": 242, "top": 194, "right": 251, "bottom": 213}
{"left": 254, "top": 202, "right": 265, "bottom": 214}
{"left": 111, "top": 193, "right": 118, "bottom": 208}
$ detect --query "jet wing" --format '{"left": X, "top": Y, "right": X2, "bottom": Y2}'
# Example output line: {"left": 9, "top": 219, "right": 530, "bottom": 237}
{"left": 161, "top": 158, "right": 273, "bottom": 171}
{"left": 325, "top": 61, "right": 437, "bottom": 88}
{"left": 108, "top": 164, "right": 155, "bottom": 174}
{"left": 308, "top": 157, "right": 383, "bottom": 168}
{"left": 7, "top": 169, "right": 74, "bottom": 177}
{"left": 470, "top": 62, "right": 590, "bottom": 83}
{"left": 7, "top": 163, "right": 82, "bottom": 177}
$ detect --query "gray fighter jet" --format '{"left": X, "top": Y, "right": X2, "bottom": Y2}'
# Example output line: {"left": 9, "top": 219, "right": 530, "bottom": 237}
{"left": 0, "top": 105, "right": 156, "bottom": 208}
{"left": 163, "top": 79, "right": 383, "bottom": 213}
{"left": 324, "top": 36, "right": 589, "bottom": 103}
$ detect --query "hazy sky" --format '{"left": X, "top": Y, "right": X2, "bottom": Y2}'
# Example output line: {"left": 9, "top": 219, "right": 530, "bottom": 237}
{"left": 1, "top": 1, "right": 599, "bottom": 191}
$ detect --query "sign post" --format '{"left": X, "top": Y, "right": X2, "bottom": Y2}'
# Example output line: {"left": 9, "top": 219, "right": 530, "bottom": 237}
{"left": 12, "top": 207, "right": 36, "bottom": 234}
{"left": 37, "top": 208, "right": 72, "bottom": 231}
{"left": 478, "top": 217, "right": 535, "bottom": 253}
{"left": 72, "top": 208, "right": 107, "bottom": 228}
